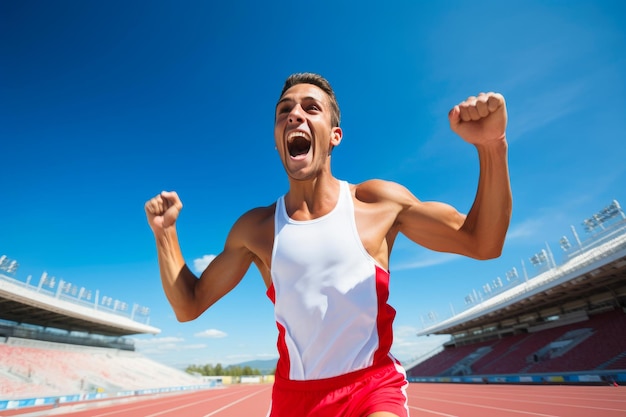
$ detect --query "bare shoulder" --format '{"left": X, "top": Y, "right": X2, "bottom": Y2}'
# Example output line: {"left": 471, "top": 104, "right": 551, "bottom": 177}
{"left": 239, "top": 203, "right": 275, "bottom": 222}
{"left": 353, "top": 179, "right": 419, "bottom": 207}
{"left": 225, "top": 203, "right": 276, "bottom": 259}
{"left": 232, "top": 203, "right": 275, "bottom": 234}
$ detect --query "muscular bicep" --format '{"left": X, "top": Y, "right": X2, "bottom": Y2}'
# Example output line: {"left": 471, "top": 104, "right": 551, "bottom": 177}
{"left": 396, "top": 195, "right": 471, "bottom": 255}
{"left": 358, "top": 180, "right": 469, "bottom": 256}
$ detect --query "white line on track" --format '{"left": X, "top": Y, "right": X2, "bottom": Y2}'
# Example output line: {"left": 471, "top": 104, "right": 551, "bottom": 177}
{"left": 91, "top": 389, "right": 248, "bottom": 417}
{"left": 201, "top": 387, "right": 271, "bottom": 417}
{"left": 409, "top": 405, "right": 459, "bottom": 416}
{"left": 410, "top": 395, "right": 559, "bottom": 417}
{"left": 412, "top": 391, "right": 626, "bottom": 413}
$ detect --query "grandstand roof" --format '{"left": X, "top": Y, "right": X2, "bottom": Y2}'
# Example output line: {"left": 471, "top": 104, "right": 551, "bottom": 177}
{"left": 0, "top": 274, "right": 160, "bottom": 337}
{"left": 418, "top": 224, "right": 626, "bottom": 339}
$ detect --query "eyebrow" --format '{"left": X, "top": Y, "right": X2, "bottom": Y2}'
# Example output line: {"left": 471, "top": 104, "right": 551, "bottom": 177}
{"left": 276, "top": 96, "right": 324, "bottom": 109}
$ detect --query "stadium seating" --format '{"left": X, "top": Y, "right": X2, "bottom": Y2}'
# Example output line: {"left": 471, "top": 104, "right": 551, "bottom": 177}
{"left": 407, "top": 309, "right": 626, "bottom": 378}
{"left": 407, "top": 340, "right": 494, "bottom": 377}
{"left": 476, "top": 323, "right": 588, "bottom": 375}
{"left": 527, "top": 309, "right": 626, "bottom": 373}
{"left": 0, "top": 339, "right": 204, "bottom": 400}
{"left": 468, "top": 333, "right": 527, "bottom": 373}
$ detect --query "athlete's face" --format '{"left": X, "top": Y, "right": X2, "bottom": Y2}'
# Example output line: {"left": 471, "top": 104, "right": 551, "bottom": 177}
{"left": 274, "top": 83, "right": 342, "bottom": 181}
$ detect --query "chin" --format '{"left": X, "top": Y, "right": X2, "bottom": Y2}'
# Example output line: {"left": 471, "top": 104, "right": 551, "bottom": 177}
{"left": 285, "top": 169, "right": 317, "bottom": 182}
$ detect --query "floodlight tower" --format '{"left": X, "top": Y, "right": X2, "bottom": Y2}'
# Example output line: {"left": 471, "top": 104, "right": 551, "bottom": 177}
{"left": 570, "top": 225, "right": 583, "bottom": 249}
{"left": 505, "top": 267, "right": 519, "bottom": 282}
{"left": 582, "top": 200, "right": 625, "bottom": 235}
{"left": 615, "top": 200, "right": 626, "bottom": 219}
{"left": 37, "top": 272, "right": 48, "bottom": 291}
{"left": 529, "top": 249, "right": 551, "bottom": 275}
{"left": 0, "top": 256, "right": 19, "bottom": 274}
{"left": 545, "top": 242, "right": 556, "bottom": 268}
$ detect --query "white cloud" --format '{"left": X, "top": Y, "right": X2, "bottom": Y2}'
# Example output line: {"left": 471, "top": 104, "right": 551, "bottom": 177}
{"left": 132, "top": 336, "right": 195, "bottom": 355}
{"left": 132, "top": 336, "right": 209, "bottom": 355}
{"left": 133, "top": 336, "right": 185, "bottom": 347}
{"left": 391, "top": 325, "right": 450, "bottom": 364}
{"left": 506, "top": 218, "right": 543, "bottom": 240}
{"left": 181, "top": 344, "right": 209, "bottom": 350}
{"left": 392, "top": 252, "right": 461, "bottom": 271}
{"left": 193, "top": 255, "right": 216, "bottom": 273}
{"left": 194, "top": 329, "right": 228, "bottom": 339}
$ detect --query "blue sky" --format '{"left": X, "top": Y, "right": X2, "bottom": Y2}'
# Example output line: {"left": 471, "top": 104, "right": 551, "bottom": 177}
{"left": 1, "top": 1, "right": 625, "bottom": 369}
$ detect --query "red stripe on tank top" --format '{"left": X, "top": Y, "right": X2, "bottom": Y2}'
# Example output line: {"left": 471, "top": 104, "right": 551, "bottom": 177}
{"left": 267, "top": 284, "right": 291, "bottom": 379}
{"left": 373, "top": 265, "right": 396, "bottom": 365}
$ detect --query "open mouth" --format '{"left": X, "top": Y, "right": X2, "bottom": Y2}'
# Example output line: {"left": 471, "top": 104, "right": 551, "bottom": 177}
{"left": 287, "top": 131, "right": 312, "bottom": 158}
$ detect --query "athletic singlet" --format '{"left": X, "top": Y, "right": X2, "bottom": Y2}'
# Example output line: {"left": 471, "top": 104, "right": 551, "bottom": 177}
{"left": 267, "top": 180, "right": 397, "bottom": 381}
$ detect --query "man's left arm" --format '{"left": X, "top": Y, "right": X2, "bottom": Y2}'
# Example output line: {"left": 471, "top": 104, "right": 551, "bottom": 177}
{"left": 449, "top": 92, "right": 512, "bottom": 259}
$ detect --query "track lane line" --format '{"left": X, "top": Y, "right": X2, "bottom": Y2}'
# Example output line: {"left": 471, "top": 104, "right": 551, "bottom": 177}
{"left": 408, "top": 406, "right": 459, "bottom": 416}
{"left": 409, "top": 395, "right": 560, "bottom": 417}
{"left": 89, "top": 387, "right": 255, "bottom": 417}
{"left": 409, "top": 391, "right": 626, "bottom": 413}
{"left": 201, "top": 386, "right": 271, "bottom": 417}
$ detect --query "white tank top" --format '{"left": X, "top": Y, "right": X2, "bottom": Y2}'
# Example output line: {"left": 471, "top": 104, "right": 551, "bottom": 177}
{"left": 268, "top": 180, "right": 396, "bottom": 381}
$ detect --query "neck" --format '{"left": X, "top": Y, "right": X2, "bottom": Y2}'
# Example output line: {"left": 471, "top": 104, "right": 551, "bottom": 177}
{"left": 284, "top": 174, "right": 341, "bottom": 221}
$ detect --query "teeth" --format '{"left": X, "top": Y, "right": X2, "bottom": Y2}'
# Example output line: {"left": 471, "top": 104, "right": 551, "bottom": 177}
{"left": 287, "top": 131, "right": 311, "bottom": 142}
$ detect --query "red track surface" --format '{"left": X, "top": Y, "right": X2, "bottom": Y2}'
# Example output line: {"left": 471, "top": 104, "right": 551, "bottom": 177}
{"left": 2, "top": 383, "right": 625, "bottom": 417}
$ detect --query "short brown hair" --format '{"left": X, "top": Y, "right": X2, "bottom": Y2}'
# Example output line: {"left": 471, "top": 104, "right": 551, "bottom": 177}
{"left": 279, "top": 73, "right": 341, "bottom": 127}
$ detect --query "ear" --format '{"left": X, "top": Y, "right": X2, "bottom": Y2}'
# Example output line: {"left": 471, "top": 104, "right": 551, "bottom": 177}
{"left": 330, "top": 126, "right": 343, "bottom": 147}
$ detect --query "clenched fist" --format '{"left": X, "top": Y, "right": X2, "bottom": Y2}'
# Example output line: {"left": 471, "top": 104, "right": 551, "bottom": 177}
{"left": 449, "top": 92, "right": 507, "bottom": 146}
{"left": 145, "top": 191, "right": 183, "bottom": 232}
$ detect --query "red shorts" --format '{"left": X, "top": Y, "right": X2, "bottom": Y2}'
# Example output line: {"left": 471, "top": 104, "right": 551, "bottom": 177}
{"left": 268, "top": 361, "right": 409, "bottom": 417}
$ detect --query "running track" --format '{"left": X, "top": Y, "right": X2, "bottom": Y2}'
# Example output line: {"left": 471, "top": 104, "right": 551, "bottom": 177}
{"left": 3, "top": 383, "right": 625, "bottom": 417}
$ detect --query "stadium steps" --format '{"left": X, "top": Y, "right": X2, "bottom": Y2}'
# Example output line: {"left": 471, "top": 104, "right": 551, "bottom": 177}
{"left": 480, "top": 332, "right": 552, "bottom": 374}
{"left": 407, "top": 344, "right": 477, "bottom": 377}
{"left": 597, "top": 350, "right": 626, "bottom": 370}
{"left": 471, "top": 333, "right": 528, "bottom": 374}
{"left": 441, "top": 346, "right": 493, "bottom": 376}
{"left": 490, "top": 310, "right": 626, "bottom": 374}
{"left": 527, "top": 310, "right": 626, "bottom": 373}
{"left": 528, "top": 328, "right": 594, "bottom": 364}
{"left": 0, "top": 364, "right": 30, "bottom": 383}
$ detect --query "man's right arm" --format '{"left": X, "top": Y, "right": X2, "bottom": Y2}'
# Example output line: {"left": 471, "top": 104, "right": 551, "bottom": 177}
{"left": 145, "top": 191, "right": 255, "bottom": 322}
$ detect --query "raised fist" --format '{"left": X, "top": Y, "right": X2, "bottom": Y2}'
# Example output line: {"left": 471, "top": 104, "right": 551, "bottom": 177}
{"left": 145, "top": 191, "right": 183, "bottom": 232}
{"left": 449, "top": 92, "right": 507, "bottom": 146}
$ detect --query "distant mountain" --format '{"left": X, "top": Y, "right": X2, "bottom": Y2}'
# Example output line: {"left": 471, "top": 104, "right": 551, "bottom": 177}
{"left": 231, "top": 358, "right": 278, "bottom": 374}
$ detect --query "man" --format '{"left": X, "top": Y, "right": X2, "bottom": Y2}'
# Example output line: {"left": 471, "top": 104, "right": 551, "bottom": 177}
{"left": 145, "top": 73, "right": 512, "bottom": 417}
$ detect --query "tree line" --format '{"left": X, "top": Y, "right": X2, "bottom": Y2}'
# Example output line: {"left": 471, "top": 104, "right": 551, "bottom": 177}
{"left": 185, "top": 363, "right": 274, "bottom": 377}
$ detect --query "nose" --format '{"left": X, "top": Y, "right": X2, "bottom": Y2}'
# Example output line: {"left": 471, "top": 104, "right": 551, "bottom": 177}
{"left": 288, "top": 104, "right": 305, "bottom": 124}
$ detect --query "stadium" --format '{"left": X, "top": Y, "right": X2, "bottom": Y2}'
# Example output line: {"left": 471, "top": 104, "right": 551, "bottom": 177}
{"left": 406, "top": 200, "right": 626, "bottom": 386}
{"left": 1, "top": 200, "right": 625, "bottom": 415}
{"left": 0, "top": 261, "right": 211, "bottom": 412}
